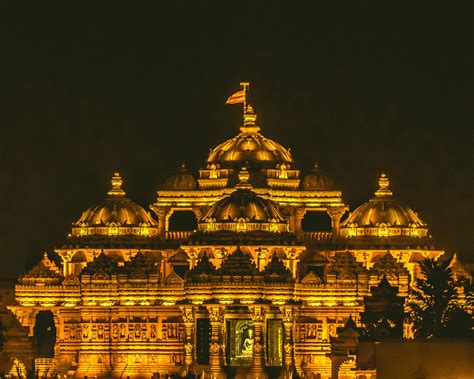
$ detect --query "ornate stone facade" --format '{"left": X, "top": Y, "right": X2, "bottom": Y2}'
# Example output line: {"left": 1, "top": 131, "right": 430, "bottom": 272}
{"left": 7, "top": 89, "right": 460, "bottom": 378}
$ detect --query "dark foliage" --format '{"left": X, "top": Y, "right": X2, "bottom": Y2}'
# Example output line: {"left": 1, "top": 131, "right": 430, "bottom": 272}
{"left": 408, "top": 258, "right": 473, "bottom": 339}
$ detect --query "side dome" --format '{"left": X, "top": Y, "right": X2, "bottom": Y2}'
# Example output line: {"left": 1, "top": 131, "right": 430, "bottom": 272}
{"left": 162, "top": 164, "right": 197, "bottom": 190}
{"left": 72, "top": 173, "right": 158, "bottom": 237}
{"left": 302, "top": 163, "right": 338, "bottom": 190}
{"left": 340, "top": 173, "right": 428, "bottom": 238}
{"left": 199, "top": 174, "right": 288, "bottom": 233}
{"left": 206, "top": 106, "right": 294, "bottom": 169}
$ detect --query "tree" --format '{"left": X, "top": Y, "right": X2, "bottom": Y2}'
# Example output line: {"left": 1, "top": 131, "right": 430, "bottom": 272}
{"left": 408, "top": 258, "right": 472, "bottom": 339}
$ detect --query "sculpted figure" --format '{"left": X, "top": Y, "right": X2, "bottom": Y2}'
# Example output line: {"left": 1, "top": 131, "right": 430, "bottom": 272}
{"left": 185, "top": 342, "right": 193, "bottom": 355}
{"left": 211, "top": 342, "right": 220, "bottom": 354}
{"left": 82, "top": 324, "right": 89, "bottom": 339}
{"left": 241, "top": 329, "right": 254, "bottom": 355}
{"left": 98, "top": 325, "right": 104, "bottom": 339}
{"left": 150, "top": 324, "right": 157, "bottom": 339}
{"left": 112, "top": 324, "right": 119, "bottom": 339}
{"left": 253, "top": 342, "right": 262, "bottom": 354}
{"left": 69, "top": 325, "right": 75, "bottom": 339}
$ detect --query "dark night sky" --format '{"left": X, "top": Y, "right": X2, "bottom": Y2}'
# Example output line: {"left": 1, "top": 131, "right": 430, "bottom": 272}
{"left": 0, "top": 3, "right": 472, "bottom": 278}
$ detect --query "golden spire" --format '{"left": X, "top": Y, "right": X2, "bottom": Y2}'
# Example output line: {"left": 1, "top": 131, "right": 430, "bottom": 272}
{"left": 374, "top": 173, "right": 393, "bottom": 197}
{"left": 107, "top": 172, "right": 126, "bottom": 197}
{"left": 241, "top": 103, "right": 260, "bottom": 133}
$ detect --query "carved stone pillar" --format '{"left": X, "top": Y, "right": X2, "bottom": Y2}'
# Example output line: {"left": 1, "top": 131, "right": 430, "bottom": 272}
{"left": 155, "top": 207, "right": 168, "bottom": 238}
{"left": 328, "top": 208, "right": 345, "bottom": 237}
{"left": 285, "top": 248, "right": 301, "bottom": 278}
{"left": 294, "top": 208, "right": 306, "bottom": 237}
{"left": 249, "top": 305, "right": 266, "bottom": 378}
{"left": 207, "top": 306, "right": 225, "bottom": 378}
{"left": 280, "top": 306, "right": 295, "bottom": 374}
{"left": 180, "top": 306, "right": 195, "bottom": 374}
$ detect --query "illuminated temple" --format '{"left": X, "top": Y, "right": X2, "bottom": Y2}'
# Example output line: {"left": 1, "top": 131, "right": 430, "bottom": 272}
{"left": 5, "top": 93, "right": 463, "bottom": 378}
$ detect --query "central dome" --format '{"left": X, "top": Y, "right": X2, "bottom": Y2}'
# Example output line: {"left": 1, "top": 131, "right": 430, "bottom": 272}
{"left": 199, "top": 175, "right": 288, "bottom": 233}
{"left": 207, "top": 133, "right": 294, "bottom": 168}
{"left": 206, "top": 106, "right": 294, "bottom": 169}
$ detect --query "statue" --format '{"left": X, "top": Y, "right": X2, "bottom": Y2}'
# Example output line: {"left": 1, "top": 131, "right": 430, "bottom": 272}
{"left": 241, "top": 329, "right": 254, "bottom": 356}
{"left": 185, "top": 342, "right": 193, "bottom": 355}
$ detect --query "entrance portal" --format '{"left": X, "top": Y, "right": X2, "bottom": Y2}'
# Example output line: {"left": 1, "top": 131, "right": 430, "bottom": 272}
{"left": 196, "top": 318, "right": 211, "bottom": 365}
{"left": 33, "top": 311, "right": 56, "bottom": 357}
{"left": 226, "top": 319, "right": 253, "bottom": 366}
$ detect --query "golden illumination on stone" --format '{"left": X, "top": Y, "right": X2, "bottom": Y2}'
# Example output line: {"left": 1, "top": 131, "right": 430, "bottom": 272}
{"left": 7, "top": 85, "right": 457, "bottom": 379}
{"left": 340, "top": 173, "right": 429, "bottom": 238}
{"left": 71, "top": 172, "right": 158, "bottom": 237}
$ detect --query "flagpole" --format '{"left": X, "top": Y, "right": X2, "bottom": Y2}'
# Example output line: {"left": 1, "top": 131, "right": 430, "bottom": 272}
{"left": 240, "top": 82, "right": 249, "bottom": 118}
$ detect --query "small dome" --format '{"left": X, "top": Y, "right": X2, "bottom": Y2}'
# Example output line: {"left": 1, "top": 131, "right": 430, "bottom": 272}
{"left": 340, "top": 173, "right": 428, "bottom": 238}
{"left": 72, "top": 173, "right": 158, "bottom": 237}
{"left": 162, "top": 164, "right": 197, "bottom": 190}
{"left": 199, "top": 175, "right": 288, "bottom": 233}
{"left": 302, "top": 163, "right": 337, "bottom": 190}
{"left": 206, "top": 106, "right": 294, "bottom": 169}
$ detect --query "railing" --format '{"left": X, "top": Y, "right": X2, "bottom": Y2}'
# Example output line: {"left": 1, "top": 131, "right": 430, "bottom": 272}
{"left": 301, "top": 231, "right": 332, "bottom": 240}
{"left": 165, "top": 230, "right": 332, "bottom": 240}
{"left": 166, "top": 231, "right": 193, "bottom": 240}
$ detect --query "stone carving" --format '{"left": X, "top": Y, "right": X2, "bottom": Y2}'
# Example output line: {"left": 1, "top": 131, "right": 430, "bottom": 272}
{"left": 185, "top": 342, "right": 193, "bottom": 355}
{"left": 163, "top": 323, "right": 180, "bottom": 340}
{"left": 210, "top": 342, "right": 221, "bottom": 354}
{"left": 82, "top": 324, "right": 90, "bottom": 340}
{"left": 296, "top": 323, "right": 323, "bottom": 342}
{"left": 182, "top": 308, "right": 194, "bottom": 324}
{"left": 282, "top": 308, "right": 293, "bottom": 324}
{"left": 208, "top": 308, "right": 223, "bottom": 323}
{"left": 150, "top": 324, "right": 157, "bottom": 339}
{"left": 250, "top": 306, "right": 265, "bottom": 323}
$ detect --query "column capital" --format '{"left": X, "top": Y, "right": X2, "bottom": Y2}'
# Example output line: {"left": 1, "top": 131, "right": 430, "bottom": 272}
{"left": 249, "top": 305, "right": 266, "bottom": 324}
{"left": 327, "top": 207, "right": 346, "bottom": 218}
{"left": 207, "top": 305, "right": 225, "bottom": 324}
{"left": 179, "top": 306, "right": 195, "bottom": 325}
{"left": 279, "top": 306, "right": 295, "bottom": 325}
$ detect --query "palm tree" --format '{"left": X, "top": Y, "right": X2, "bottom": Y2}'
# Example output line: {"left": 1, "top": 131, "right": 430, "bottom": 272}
{"left": 409, "top": 258, "right": 472, "bottom": 339}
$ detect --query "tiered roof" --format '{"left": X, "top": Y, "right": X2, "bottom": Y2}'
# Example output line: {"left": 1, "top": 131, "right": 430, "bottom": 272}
{"left": 262, "top": 254, "right": 293, "bottom": 283}
{"left": 218, "top": 248, "right": 260, "bottom": 277}
{"left": 19, "top": 253, "right": 63, "bottom": 285}
{"left": 81, "top": 253, "right": 118, "bottom": 278}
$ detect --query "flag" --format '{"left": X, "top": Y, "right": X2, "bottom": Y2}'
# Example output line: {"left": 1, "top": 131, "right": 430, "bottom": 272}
{"left": 225, "top": 90, "right": 245, "bottom": 104}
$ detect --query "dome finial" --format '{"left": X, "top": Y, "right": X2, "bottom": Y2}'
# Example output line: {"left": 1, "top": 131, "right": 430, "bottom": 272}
{"left": 235, "top": 166, "right": 253, "bottom": 189}
{"left": 108, "top": 172, "right": 126, "bottom": 197}
{"left": 375, "top": 172, "right": 393, "bottom": 197}
{"left": 240, "top": 103, "right": 261, "bottom": 133}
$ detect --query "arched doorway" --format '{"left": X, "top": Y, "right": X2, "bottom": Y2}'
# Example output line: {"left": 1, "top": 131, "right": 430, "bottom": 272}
{"left": 168, "top": 210, "right": 198, "bottom": 231}
{"left": 302, "top": 211, "right": 332, "bottom": 231}
{"left": 33, "top": 311, "right": 56, "bottom": 357}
